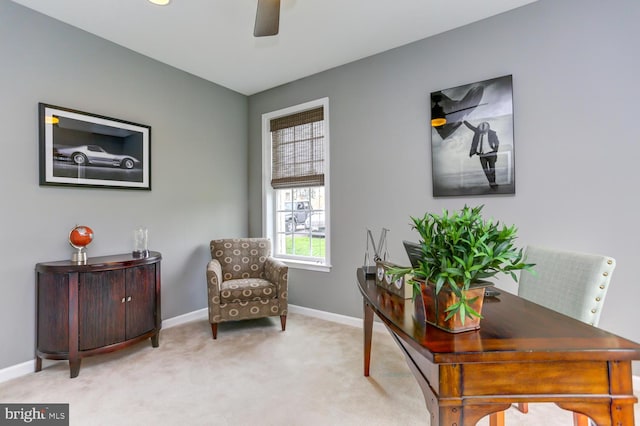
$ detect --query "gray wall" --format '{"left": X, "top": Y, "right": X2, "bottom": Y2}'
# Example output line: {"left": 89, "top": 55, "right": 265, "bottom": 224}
{"left": 3, "top": 0, "right": 639, "bottom": 374}
{"left": 248, "top": 0, "right": 640, "bottom": 366}
{"left": 0, "top": 1, "right": 248, "bottom": 369}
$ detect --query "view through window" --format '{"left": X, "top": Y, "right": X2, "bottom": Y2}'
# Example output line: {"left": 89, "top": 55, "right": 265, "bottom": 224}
{"left": 263, "top": 98, "right": 330, "bottom": 269}
{"left": 275, "top": 187, "right": 325, "bottom": 261}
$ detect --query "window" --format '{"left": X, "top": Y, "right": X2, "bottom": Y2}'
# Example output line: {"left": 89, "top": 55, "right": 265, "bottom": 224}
{"left": 262, "top": 98, "right": 330, "bottom": 271}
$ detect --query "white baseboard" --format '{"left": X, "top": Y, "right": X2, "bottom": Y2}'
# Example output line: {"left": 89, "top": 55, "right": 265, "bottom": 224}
{"left": 161, "top": 307, "right": 208, "bottom": 329}
{"left": 288, "top": 304, "right": 387, "bottom": 333}
{"left": 0, "top": 359, "right": 36, "bottom": 384}
{"left": 2, "top": 305, "right": 639, "bottom": 387}
{"left": 158, "top": 303, "right": 388, "bottom": 333}
{"left": 156, "top": 304, "right": 385, "bottom": 331}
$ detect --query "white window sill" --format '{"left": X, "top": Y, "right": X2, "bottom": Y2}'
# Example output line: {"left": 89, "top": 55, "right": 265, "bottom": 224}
{"left": 277, "top": 258, "right": 332, "bottom": 273}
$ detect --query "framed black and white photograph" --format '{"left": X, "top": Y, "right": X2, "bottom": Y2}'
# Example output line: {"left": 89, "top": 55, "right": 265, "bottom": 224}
{"left": 430, "top": 75, "right": 514, "bottom": 197}
{"left": 39, "top": 103, "right": 151, "bottom": 190}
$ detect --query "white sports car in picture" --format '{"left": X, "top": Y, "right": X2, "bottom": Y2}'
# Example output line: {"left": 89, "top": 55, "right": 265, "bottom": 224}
{"left": 54, "top": 144, "right": 140, "bottom": 169}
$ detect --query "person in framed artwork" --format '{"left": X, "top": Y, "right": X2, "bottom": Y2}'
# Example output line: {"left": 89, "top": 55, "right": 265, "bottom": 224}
{"left": 463, "top": 120, "right": 499, "bottom": 189}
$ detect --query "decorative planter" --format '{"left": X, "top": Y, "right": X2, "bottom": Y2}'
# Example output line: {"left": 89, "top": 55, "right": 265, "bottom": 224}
{"left": 375, "top": 261, "right": 412, "bottom": 299}
{"left": 413, "top": 280, "right": 492, "bottom": 333}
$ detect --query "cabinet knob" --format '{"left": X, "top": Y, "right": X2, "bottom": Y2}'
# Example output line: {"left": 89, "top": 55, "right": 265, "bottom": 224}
{"left": 121, "top": 297, "right": 125, "bottom": 303}
{"left": 127, "top": 296, "right": 132, "bottom": 302}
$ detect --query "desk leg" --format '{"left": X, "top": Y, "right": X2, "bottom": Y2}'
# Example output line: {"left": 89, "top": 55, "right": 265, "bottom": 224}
{"left": 609, "top": 360, "right": 637, "bottom": 426}
{"left": 557, "top": 360, "right": 637, "bottom": 426}
{"left": 363, "top": 300, "right": 373, "bottom": 377}
{"left": 489, "top": 410, "right": 505, "bottom": 426}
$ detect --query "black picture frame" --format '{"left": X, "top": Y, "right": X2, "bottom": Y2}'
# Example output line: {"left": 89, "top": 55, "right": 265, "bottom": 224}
{"left": 39, "top": 103, "right": 151, "bottom": 190}
{"left": 430, "top": 75, "right": 514, "bottom": 197}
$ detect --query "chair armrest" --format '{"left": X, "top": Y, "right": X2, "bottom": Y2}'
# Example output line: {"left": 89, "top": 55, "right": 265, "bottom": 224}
{"left": 265, "top": 257, "right": 288, "bottom": 295}
{"left": 206, "top": 259, "right": 224, "bottom": 323}
{"left": 207, "top": 259, "right": 223, "bottom": 296}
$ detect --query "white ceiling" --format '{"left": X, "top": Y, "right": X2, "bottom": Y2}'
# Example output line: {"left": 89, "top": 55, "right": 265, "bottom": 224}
{"left": 11, "top": 0, "right": 537, "bottom": 95}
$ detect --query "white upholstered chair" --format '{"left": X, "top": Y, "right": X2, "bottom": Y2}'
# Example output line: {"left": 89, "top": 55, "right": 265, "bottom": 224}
{"left": 517, "top": 245, "right": 615, "bottom": 326}
{"left": 490, "top": 245, "right": 616, "bottom": 426}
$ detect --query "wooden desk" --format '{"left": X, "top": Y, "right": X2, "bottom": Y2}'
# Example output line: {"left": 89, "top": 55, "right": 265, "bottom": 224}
{"left": 357, "top": 268, "right": 640, "bottom": 426}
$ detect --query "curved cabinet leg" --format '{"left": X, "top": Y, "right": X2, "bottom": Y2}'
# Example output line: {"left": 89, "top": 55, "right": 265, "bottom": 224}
{"left": 151, "top": 332, "right": 160, "bottom": 348}
{"left": 69, "top": 359, "right": 81, "bottom": 378}
{"left": 35, "top": 356, "right": 42, "bottom": 373}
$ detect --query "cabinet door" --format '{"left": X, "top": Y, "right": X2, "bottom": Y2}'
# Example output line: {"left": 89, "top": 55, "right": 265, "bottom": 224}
{"left": 125, "top": 264, "right": 157, "bottom": 339}
{"left": 79, "top": 270, "right": 126, "bottom": 350}
{"left": 37, "top": 273, "right": 70, "bottom": 353}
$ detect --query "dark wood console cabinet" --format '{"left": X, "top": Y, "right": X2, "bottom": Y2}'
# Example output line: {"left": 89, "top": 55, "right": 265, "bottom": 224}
{"left": 35, "top": 252, "right": 162, "bottom": 378}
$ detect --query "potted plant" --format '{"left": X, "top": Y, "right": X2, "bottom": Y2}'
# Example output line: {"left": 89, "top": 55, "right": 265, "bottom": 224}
{"left": 392, "top": 205, "right": 534, "bottom": 333}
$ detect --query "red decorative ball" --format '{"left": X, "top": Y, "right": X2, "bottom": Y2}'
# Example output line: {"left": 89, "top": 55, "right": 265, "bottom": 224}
{"left": 69, "top": 225, "right": 94, "bottom": 248}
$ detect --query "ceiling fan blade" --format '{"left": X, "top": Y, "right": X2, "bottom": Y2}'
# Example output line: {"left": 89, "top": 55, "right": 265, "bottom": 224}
{"left": 254, "top": 0, "right": 280, "bottom": 37}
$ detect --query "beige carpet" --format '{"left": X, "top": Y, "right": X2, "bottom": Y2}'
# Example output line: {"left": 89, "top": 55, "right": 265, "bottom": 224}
{"left": 1, "top": 313, "right": 636, "bottom": 425}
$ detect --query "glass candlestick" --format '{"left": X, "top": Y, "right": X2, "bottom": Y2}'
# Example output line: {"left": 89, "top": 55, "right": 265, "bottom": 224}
{"left": 132, "top": 226, "right": 149, "bottom": 258}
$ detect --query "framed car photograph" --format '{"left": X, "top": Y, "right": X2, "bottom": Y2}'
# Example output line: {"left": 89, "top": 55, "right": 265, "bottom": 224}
{"left": 39, "top": 103, "right": 151, "bottom": 190}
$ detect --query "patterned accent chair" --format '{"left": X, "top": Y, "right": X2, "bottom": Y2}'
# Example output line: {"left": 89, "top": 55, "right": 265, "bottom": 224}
{"left": 206, "top": 238, "right": 288, "bottom": 339}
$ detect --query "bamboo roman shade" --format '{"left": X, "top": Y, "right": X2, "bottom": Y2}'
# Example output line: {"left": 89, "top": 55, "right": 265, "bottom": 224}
{"left": 270, "top": 107, "right": 325, "bottom": 189}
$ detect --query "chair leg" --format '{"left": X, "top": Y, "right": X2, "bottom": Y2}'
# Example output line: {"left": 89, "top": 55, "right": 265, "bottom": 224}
{"left": 573, "top": 412, "right": 590, "bottom": 426}
{"left": 489, "top": 410, "right": 505, "bottom": 426}
{"left": 517, "top": 403, "right": 529, "bottom": 413}
{"left": 280, "top": 315, "right": 287, "bottom": 331}
{"left": 210, "top": 323, "right": 218, "bottom": 340}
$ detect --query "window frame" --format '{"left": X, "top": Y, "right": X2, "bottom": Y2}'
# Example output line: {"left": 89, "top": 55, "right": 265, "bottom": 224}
{"left": 261, "top": 97, "right": 331, "bottom": 272}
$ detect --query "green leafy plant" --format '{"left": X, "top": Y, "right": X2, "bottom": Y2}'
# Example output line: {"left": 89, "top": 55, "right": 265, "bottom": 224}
{"left": 391, "top": 205, "right": 534, "bottom": 324}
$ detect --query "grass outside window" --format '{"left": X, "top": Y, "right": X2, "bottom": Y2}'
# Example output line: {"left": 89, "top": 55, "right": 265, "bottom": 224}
{"left": 285, "top": 235, "right": 326, "bottom": 257}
